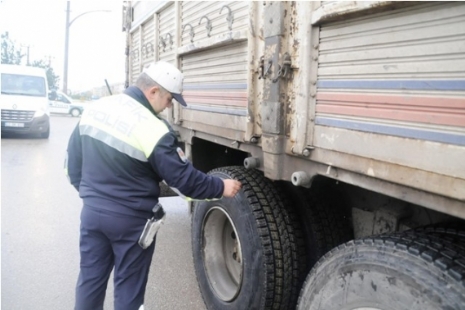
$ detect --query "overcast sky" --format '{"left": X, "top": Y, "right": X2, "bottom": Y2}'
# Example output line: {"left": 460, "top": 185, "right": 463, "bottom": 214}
{"left": 0, "top": 0, "right": 126, "bottom": 92}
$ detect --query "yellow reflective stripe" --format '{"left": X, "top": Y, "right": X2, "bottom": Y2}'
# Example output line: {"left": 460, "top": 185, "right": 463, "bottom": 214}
{"left": 79, "top": 94, "right": 169, "bottom": 158}
{"left": 79, "top": 124, "right": 147, "bottom": 161}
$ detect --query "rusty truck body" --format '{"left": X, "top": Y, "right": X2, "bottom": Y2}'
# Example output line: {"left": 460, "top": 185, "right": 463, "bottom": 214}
{"left": 123, "top": 1, "right": 465, "bottom": 309}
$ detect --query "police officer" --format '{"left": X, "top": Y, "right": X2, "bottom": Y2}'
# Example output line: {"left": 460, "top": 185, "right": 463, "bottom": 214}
{"left": 66, "top": 61, "right": 242, "bottom": 310}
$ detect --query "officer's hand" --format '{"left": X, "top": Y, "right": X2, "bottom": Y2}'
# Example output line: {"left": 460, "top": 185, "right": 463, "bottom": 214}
{"left": 223, "top": 179, "right": 242, "bottom": 197}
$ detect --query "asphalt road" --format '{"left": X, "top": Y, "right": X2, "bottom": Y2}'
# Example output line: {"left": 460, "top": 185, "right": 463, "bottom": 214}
{"left": 1, "top": 114, "right": 206, "bottom": 310}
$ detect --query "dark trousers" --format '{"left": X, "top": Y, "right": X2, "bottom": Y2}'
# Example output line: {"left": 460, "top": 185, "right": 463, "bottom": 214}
{"left": 75, "top": 206, "right": 156, "bottom": 310}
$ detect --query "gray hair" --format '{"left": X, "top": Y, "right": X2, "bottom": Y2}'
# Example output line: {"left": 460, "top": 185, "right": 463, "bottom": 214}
{"left": 135, "top": 72, "right": 168, "bottom": 93}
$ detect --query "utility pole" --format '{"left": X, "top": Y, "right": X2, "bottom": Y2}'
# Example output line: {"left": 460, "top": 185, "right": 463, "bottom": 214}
{"left": 63, "top": 1, "right": 71, "bottom": 93}
{"left": 26, "top": 45, "right": 30, "bottom": 65}
{"left": 21, "top": 44, "right": 31, "bottom": 65}
{"left": 62, "top": 2, "right": 111, "bottom": 94}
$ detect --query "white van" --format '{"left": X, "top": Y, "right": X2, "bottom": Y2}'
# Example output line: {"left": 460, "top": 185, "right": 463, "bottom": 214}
{"left": 1, "top": 64, "right": 50, "bottom": 138}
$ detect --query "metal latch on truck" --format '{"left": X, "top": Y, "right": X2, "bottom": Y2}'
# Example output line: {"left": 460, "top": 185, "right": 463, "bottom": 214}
{"left": 258, "top": 52, "right": 292, "bottom": 82}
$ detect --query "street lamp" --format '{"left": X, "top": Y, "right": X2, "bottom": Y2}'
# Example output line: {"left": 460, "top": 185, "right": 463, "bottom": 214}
{"left": 62, "top": 1, "right": 110, "bottom": 94}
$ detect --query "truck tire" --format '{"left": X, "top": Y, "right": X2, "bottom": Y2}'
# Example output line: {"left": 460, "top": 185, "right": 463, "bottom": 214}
{"left": 274, "top": 183, "right": 308, "bottom": 309}
{"left": 413, "top": 222, "right": 465, "bottom": 244}
{"left": 192, "top": 166, "right": 295, "bottom": 310}
{"left": 297, "top": 230, "right": 465, "bottom": 310}
{"left": 278, "top": 180, "right": 353, "bottom": 306}
{"left": 282, "top": 181, "right": 353, "bottom": 267}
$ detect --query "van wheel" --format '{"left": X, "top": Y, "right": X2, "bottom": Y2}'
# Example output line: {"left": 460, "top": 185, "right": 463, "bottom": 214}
{"left": 70, "top": 108, "right": 81, "bottom": 117}
{"left": 192, "top": 166, "right": 295, "bottom": 309}
{"left": 40, "top": 127, "right": 50, "bottom": 139}
{"left": 297, "top": 229, "right": 465, "bottom": 309}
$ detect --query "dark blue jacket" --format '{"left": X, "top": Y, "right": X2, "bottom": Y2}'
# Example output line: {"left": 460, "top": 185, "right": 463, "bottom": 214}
{"left": 66, "top": 86, "right": 224, "bottom": 218}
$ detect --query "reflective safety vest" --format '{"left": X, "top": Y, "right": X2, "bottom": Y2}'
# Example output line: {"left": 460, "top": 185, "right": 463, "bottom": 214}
{"left": 79, "top": 94, "right": 168, "bottom": 162}
{"left": 65, "top": 92, "right": 224, "bottom": 218}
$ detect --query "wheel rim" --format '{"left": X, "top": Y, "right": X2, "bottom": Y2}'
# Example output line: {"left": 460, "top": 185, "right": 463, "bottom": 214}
{"left": 202, "top": 207, "right": 243, "bottom": 302}
{"left": 71, "top": 109, "right": 80, "bottom": 117}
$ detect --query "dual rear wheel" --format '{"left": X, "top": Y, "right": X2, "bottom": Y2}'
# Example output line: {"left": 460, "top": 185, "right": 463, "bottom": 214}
{"left": 191, "top": 167, "right": 465, "bottom": 309}
{"left": 191, "top": 167, "right": 351, "bottom": 309}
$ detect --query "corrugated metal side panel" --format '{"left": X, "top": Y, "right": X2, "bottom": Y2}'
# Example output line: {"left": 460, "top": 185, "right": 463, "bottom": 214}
{"left": 141, "top": 17, "right": 156, "bottom": 69}
{"left": 181, "top": 41, "right": 248, "bottom": 116}
{"left": 158, "top": 4, "right": 176, "bottom": 65}
{"left": 316, "top": 2, "right": 465, "bottom": 146}
{"left": 130, "top": 28, "right": 141, "bottom": 85}
{"left": 181, "top": 1, "right": 248, "bottom": 46}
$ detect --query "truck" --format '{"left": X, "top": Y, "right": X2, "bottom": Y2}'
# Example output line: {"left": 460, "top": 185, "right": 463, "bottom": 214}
{"left": 122, "top": 1, "right": 465, "bottom": 309}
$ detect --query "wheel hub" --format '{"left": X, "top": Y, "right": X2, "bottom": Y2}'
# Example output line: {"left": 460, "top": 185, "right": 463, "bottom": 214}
{"left": 202, "top": 207, "right": 243, "bottom": 302}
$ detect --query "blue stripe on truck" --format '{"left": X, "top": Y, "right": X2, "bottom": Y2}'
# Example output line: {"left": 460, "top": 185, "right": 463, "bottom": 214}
{"left": 315, "top": 117, "right": 465, "bottom": 146}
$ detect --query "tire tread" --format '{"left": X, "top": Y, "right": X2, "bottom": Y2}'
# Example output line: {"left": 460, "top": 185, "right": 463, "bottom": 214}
{"left": 207, "top": 167, "right": 295, "bottom": 309}
{"left": 297, "top": 224, "right": 465, "bottom": 309}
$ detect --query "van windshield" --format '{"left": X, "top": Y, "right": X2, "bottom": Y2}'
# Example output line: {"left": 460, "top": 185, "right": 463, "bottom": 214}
{"left": 1, "top": 73, "right": 46, "bottom": 97}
